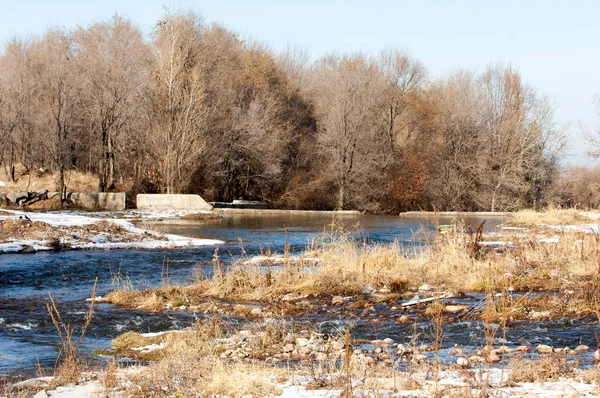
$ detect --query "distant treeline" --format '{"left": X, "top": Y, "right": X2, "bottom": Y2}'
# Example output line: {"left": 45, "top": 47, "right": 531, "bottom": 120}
{"left": 0, "top": 11, "right": 566, "bottom": 212}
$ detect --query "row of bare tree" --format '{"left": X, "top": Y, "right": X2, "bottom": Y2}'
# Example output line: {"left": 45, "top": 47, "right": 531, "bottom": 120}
{"left": 0, "top": 11, "right": 564, "bottom": 211}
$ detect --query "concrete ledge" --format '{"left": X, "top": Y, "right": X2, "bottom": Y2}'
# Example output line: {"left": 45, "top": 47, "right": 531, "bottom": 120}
{"left": 68, "top": 192, "right": 126, "bottom": 211}
{"left": 137, "top": 194, "right": 213, "bottom": 211}
{"left": 399, "top": 211, "right": 512, "bottom": 217}
{"left": 215, "top": 208, "right": 361, "bottom": 215}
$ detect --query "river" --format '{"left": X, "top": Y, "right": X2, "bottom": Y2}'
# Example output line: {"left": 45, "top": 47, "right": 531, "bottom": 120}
{"left": 1, "top": 212, "right": 596, "bottom": 377}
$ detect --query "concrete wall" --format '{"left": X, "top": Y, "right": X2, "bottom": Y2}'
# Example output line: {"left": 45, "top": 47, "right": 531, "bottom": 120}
{"left": 137, "top": 194, "right": 213, "bottom": 211}
{"left": 68, "top": 192, "right": 126, "bottom": 211}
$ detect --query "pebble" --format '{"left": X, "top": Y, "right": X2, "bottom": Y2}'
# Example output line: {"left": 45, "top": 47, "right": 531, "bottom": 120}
{"left": 536, "top": 344, "right": 554, "bottom": 354}
{"left": 418, "top": 284, "right": 432, "bottom": 291}
{"left": 250, "top": 307, "right": 262, "bottom": 316}
{"left": 530, "top": 310, "right": 551, "bottom": 320}
{"left": 444, "top": 305, "right": 469, "bottom": 314}
{"left": 456, "top": 357, "right": 469, "bottom": 367}
{"left": 282, "top": 344, "right": 295, "bottom": 353}
{"left": 488, "top": 352, "right": 501, "bottom": 363}
{"left": 594, "top": 350, "right": 600, "bottom": 362}
{"left": 331, "top": 296, "right": 345, "bottom": 305}
{"left": 298, "top": 346, "right": 311, "bottom": 356}
{"left": 383, "top": 337, "right": 394, "bottom": 345}
{"left": 397, "top": 315, "right": 411, "bottom": 324}
{"left": 332, "top": 341, "right": 345, "bottom": 351}
{"left": 296, "top": 337, "right": 309, "bottom": 347}
{"left": 33, "top": 391, "right": 49, "bottom": 398}
{"left": 575, "top": 345, "right": 589, "bottom": 353}
{"left": 515, "top": 345, "right": 530, "bottom": 352}
{"left": 412, "top": 354, "right": 427, "bottom": 363}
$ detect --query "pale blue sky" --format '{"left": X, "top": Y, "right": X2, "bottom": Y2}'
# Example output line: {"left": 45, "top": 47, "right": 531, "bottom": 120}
{"left": 0, "top": 0, "right": 598, "bottom": 165}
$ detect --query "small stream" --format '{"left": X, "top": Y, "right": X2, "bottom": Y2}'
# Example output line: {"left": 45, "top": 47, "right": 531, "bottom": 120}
{"left": 4, "top": 212, "right": 589, "bottom": 377}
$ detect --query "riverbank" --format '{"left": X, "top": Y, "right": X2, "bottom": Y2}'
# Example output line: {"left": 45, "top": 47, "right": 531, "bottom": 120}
{"left": 6, "top": 318, "right": 600, "bottom": 397}
{"left": 0, "top": 209, "right": 224, "bottom": 253}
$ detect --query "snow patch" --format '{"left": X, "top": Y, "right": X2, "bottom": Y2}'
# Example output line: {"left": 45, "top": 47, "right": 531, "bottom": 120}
{"left": 131, "top": 342, "right": 167, "bottom": 353}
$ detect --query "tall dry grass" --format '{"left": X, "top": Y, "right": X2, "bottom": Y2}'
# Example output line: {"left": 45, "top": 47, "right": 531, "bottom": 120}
{"left": 508, "top": 207, "right": 594, "bottom": 226}
{"left": 107, "top": 225, "right": 600, "bottom": 311}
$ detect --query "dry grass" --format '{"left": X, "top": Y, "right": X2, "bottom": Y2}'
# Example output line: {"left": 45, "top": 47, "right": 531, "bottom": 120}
{"left": 508, "top": 208, "right": 595, "bottom": 226}
{"left": 107, "top": 223, "right": 600, "bottom": 311}
{"left": 47, "top": 278, "right": 97, "bottom": 385}
{"left": 508, "top": 354, "right": 576, "bottom": 383}
{"left": 107, "top": 319, "right": 283, "bottom": 398}
{"left": 1, "top": 168, "right": 99, "bottom": 193}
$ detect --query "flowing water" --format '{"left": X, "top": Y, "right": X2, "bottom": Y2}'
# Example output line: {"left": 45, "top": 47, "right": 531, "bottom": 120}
{"left": 1, "top": 212, "right": 594, "bottom": 377}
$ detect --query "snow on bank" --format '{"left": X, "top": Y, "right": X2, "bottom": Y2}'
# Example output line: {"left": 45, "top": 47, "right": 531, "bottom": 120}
{"left": 0, "top": 209, "right": 224, "bottom": 253}
{"left": 244, "top": 254, "right": 320, "bottom": 265}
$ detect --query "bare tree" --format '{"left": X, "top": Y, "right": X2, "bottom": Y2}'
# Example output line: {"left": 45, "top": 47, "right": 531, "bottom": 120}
{"left": 307, "top": 54, "right": 385, "bottom": 209}
{"left": 73, "top": 15, "right": 149, "bottom": 191}
{"left": 147, "top": 11, "right": 207, "bottom": 194}
{"left": 31, "top": 30, "right": 80, "bottom": 200}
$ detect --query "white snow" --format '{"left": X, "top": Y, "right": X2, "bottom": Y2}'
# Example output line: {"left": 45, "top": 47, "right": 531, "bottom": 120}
{"left": 0, "top": 209, "right": 224, "bottom": 253}
{"left": 538, "top": 235, "right": 561, "bottom": 243}
{"left": 245, "top": 255, "right": 320, "bottom": 265}
{"left": 140, "top": 329, "right": 187, "bottom": 338}
{"left": 131, "top": 342, "right": 167, "bottom": 353}
{"left": 47, "top": 382, "right": 99, "bottom": 398}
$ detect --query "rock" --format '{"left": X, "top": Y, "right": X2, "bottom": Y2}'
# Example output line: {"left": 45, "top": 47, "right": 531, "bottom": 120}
{"left": 296, "top": 337, "right": 309, "bottom": 347}
{"left": 298, "top": 346, "right": 311, "bottom": 356}
{"left": 397, "top": 315, "right": 411, "bottom": 324}
{"left": 469, "top": 355, "right": 485, "bottom": 363}
{"left": 315, "top": 352, "right": 328, "bottom": 361}
{"left": 331, "top": 296, "right": 345, "bottom": 305}
{"left": 178, "top": 305, "right": 187, "bottom": 310}
{"left": 250, "top": 307, "right": 262, "bottom": 316}
{"left": 444, "top": 305, "right": 469, "bottom": 314}
{"left": 362, "top": 285, "right": 375, "bottom": 294}
{"left": 515, "top": 345, "right": 530, "bottom": 352}
{"left": 530, "top": 310, "right": 551, "bottom": 320}
{"left": 383, "top": 338, "right": 394, "bottom": 345}
{"left": 379, "top": 286, "right": 391, "bottom": 294}
{"left": 220, "top": 350, "right": 232, "bottom": 359}
{"left": 418, "top": 284, "right": 432, "bottom": 291}
{"left": 0, "top": 192, "right": 7, "bottom": 203}
{"left": 33, "top": 391, "right": 49, "bottom": 398}
{"left": 20, "top": 245, "right": 36, "bottom": 254}
{"left": 536, "top": 344, "right": 553, "bottom": 354}
{"left": 6, "top": 191, "right": 28, "bottom": 205}
{"left": 488, "top": 352, "right": 501, "bottom": 363}
{"left": 11, "top": 377, "right": 54, "bottom": 389}
{"left": 411, "top": 354, "right": 427, "bottom": 364}
{"left": 456, "top": 357, "right": 469, "bottom": 367}
{"left": 332, "top": 341, "right": 345, "bottom": 351}
{"left": 450, "top": 345, "right": 465, "bottom": 356}
{"left": 283, "top": 344, "right": 295, "bottom": 353}
{"left": 396, "top": 344, "right": 412, "bottom": 355}
{"left": 594, "top": 349, "right": 600, "bottom": 362}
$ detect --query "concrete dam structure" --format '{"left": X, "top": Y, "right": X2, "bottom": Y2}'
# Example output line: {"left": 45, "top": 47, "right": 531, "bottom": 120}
{"left": 136, "top": 194, "right": 214, "bottom": 211}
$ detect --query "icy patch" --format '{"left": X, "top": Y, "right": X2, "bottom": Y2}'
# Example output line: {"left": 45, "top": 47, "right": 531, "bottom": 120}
{"left": 140, "top": 329, "right": 187, "bottom": 338}
{"left": 131, "top": 342, "right": 167, "bottom": 354}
